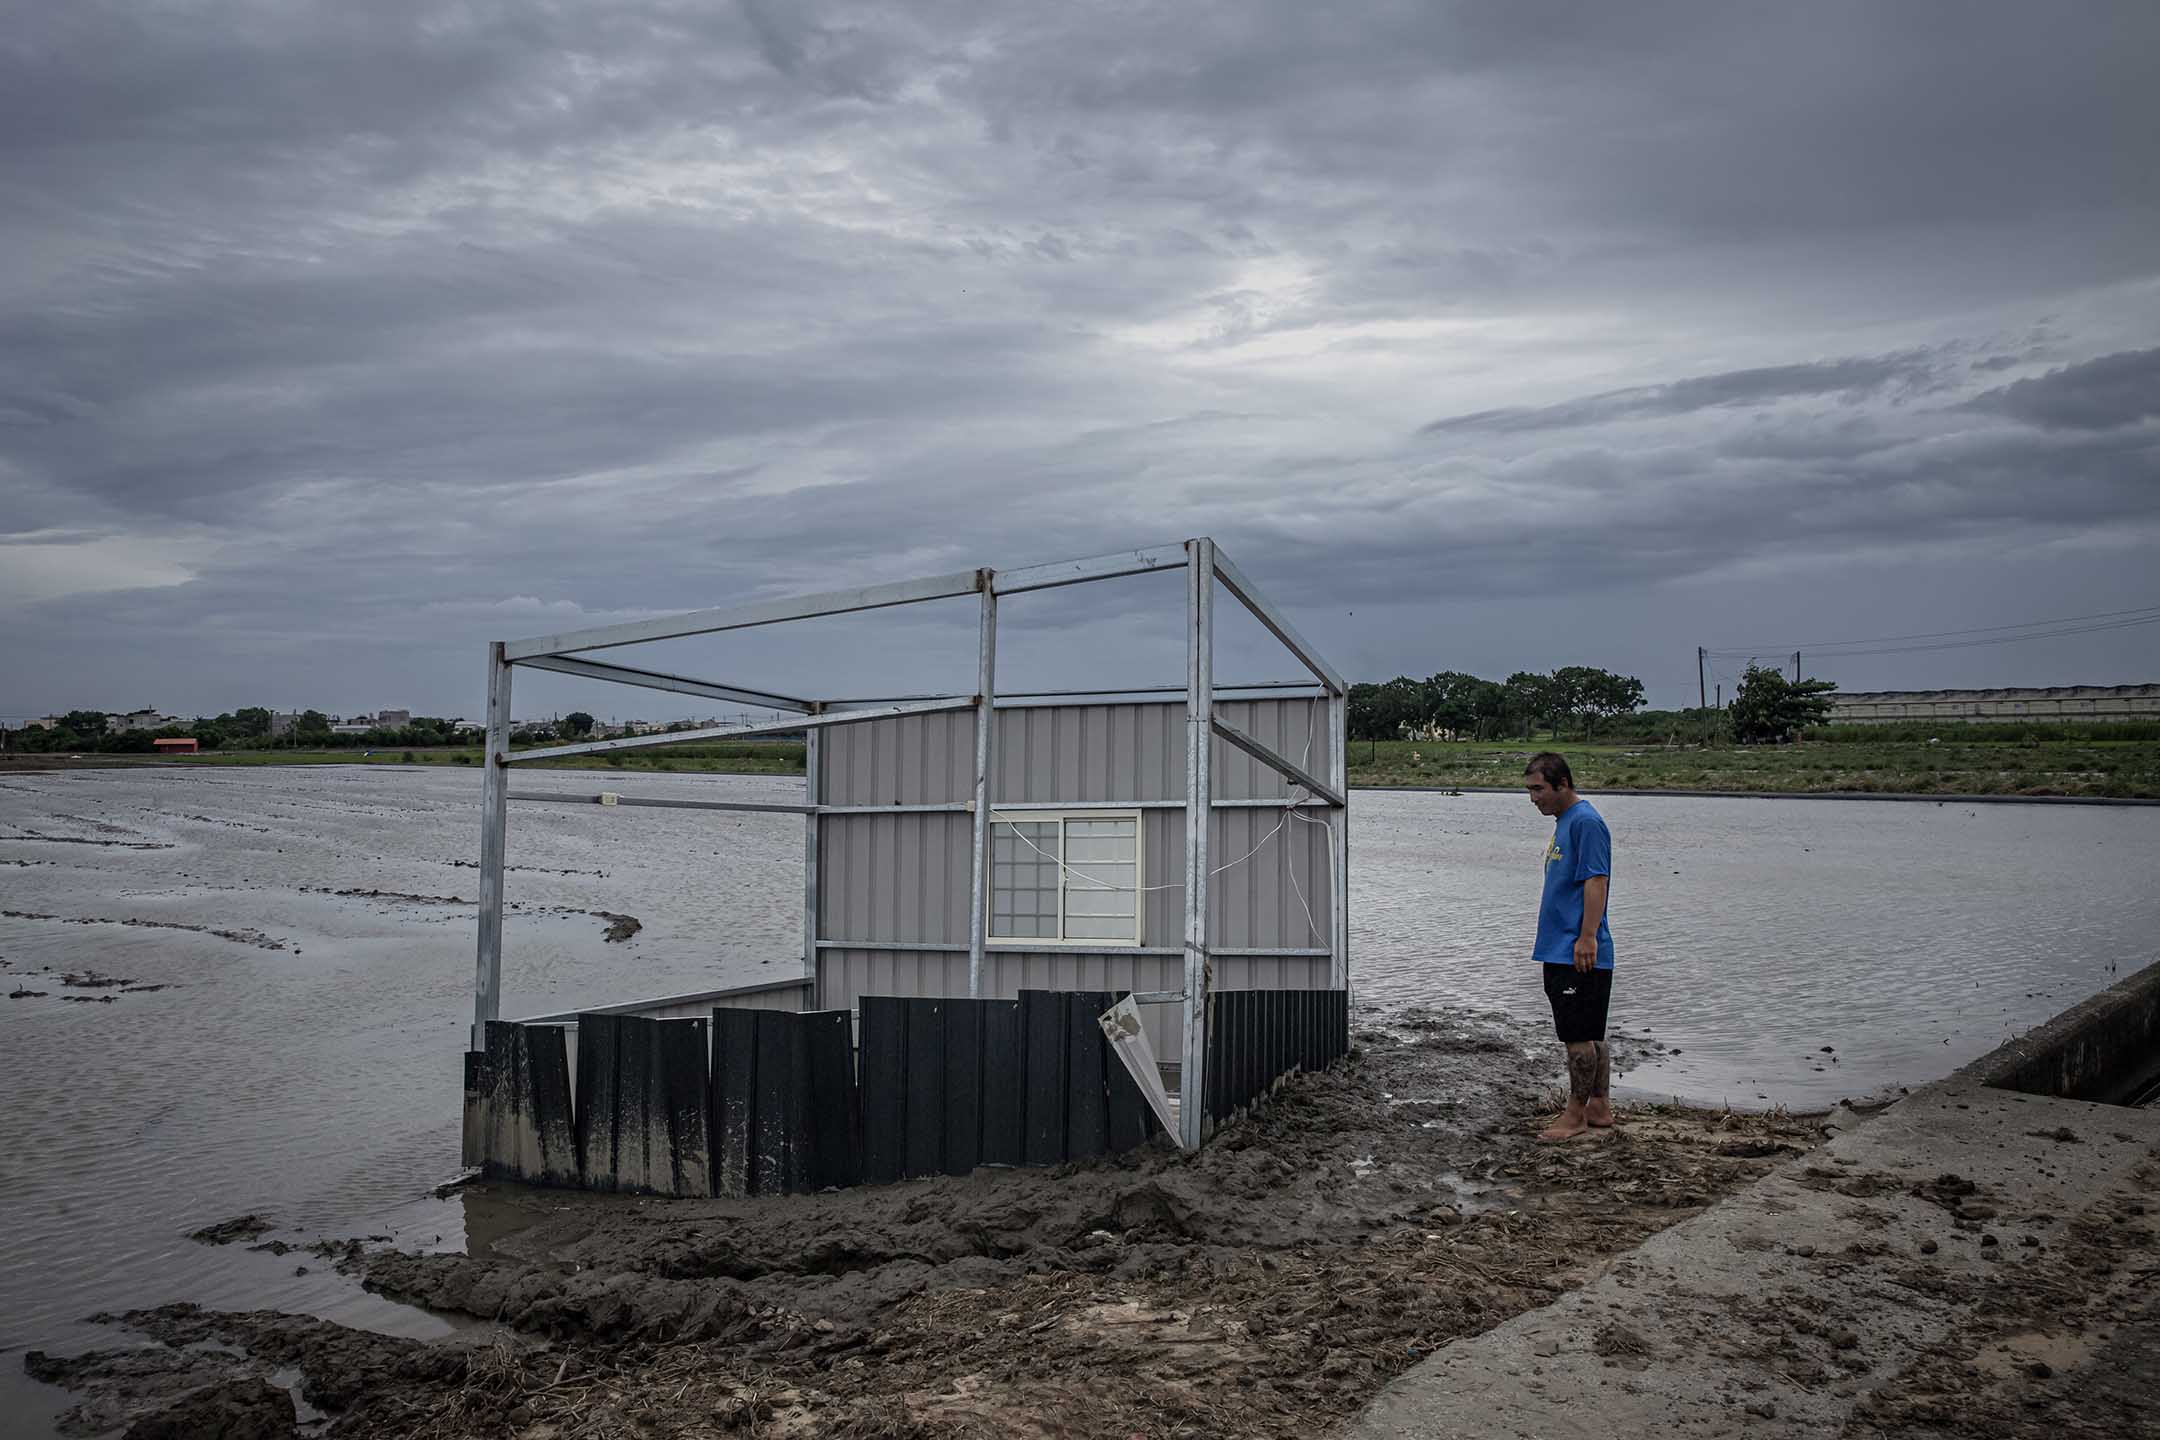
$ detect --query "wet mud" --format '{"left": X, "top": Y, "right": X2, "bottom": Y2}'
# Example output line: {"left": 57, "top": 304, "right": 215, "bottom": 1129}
{"left": 297, "top": 889, "right": 642, "bottom": 942}
{"left": 0, "top": 831, "right": 175, "bottom": 850}
{"left": 1838, "top": 1168, "right": 2160, "bottom": 1440}
{"left": 25, "top": 1008, "right": 1829, "bottom": 1439}
{"left": 2, "top": 909, "right": 288, "bottom": 951}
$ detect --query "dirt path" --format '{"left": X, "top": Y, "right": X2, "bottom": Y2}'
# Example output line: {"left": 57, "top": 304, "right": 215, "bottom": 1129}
{"left": 26, "top": 1010, "right": 1829, "bottom": 1438}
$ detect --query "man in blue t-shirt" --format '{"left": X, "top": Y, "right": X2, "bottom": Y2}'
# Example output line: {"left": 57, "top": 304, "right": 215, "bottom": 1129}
{"left": 1524, "top": 751, "right": 1614, "bottom": 1142}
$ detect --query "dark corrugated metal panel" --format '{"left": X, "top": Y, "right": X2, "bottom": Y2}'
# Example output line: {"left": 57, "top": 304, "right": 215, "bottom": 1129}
{"left": 814, "top": 950, "right": 1320, "bottom": 1059}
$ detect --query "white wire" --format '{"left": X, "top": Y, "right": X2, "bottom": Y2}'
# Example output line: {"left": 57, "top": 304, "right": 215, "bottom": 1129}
{"left": 988, "top": 809, "right": 1181, "bottom": 893}
{"left": 983, "top": 693, "right": 1332, "bottom": 950}
{"left": 1280, "top": 694, "right": 1327, "bottom": 947}
{"left": 987, "top": 805, "right": 1293, "bottom": 892}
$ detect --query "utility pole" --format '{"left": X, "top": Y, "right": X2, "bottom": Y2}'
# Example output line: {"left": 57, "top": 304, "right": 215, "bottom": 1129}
{"left": 1698, "top": 646, "right": 1709, "bottom": 747}
{"left": 1793, "top": 651, "right": 1801, "bottom": 683}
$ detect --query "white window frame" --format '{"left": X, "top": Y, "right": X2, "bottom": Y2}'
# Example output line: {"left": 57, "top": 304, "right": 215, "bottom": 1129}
{"left": 986, "top": 808, "right": 1145, "bottom": 948}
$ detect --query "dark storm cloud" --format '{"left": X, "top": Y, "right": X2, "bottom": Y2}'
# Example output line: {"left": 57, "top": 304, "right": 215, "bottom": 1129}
{"left": 3, "top": 1, "right": 2158, "bottom": 715}
{"left": 1419, "top": 352, "right": 1944, "bottom": 436}
{"left": 1969, "top": 349, "right": 2160, "bottom": 432}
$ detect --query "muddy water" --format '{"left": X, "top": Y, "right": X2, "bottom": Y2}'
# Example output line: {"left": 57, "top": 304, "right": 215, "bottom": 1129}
{"left": 2, "top": 767, "right": 2155, "bottom": 1420}
{"left": 1351, "top": 789, "right": 2158, "bottom": 1109}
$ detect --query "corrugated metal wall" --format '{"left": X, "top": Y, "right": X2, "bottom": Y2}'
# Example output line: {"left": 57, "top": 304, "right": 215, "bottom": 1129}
{"left": 815, "top": 697, "right": 1338, "bottom": 1055}
{"left": 815, "top": 951, "right": 1326, "bottom": 1059}
{"left": 819, "top": 698, "right": 1327, "bottom": 808}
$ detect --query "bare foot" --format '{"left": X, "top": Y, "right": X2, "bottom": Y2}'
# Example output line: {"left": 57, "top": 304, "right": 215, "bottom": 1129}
{"left": 1537, "top": 1117, "right": 1593, "bottom": 1142}
{"left": 1586, "top": 1100, "right": 1617, "bottom": 1128}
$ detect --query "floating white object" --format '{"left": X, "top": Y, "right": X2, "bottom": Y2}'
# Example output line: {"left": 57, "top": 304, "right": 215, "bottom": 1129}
{"left": 1099, "top": 995, "right": 1184, "bottom": 1147}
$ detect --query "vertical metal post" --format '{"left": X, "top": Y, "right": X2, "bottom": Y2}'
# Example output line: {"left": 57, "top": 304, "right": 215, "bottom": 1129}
{"left": 802, "top": 719, "right": 821, "bottom": 990}
{"left": 966, "top": 576, "right": 998, "bottom": 997}
{"left": 472, "top": 641, "right": 512, "bottom": 1051}
{"left": 1327, "top": 689, "right": 1349, "bottom": 995}
{"left": 1698, "top": 646, "right": 1709, "bottom": 747}
{"left": 1180, "top": 538, "right": 1215, "bottom": 1150}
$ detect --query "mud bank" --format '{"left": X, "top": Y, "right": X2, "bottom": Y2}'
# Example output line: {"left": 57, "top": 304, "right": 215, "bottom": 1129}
{"left": 25, "top": 1010, "right": 1828, "bottom": 1438}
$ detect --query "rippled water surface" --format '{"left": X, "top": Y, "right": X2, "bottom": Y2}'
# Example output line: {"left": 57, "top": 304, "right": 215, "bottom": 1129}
{"left": 2, "top": 766, "right": 2154, "bottom": 1391}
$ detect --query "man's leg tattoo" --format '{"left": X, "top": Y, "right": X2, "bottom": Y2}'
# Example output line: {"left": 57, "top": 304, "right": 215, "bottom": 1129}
{"left": 1566, "top": 1043, "right": 1598, "bottom": 1104}
{"left": 1592, "top": 1041, "right": 1611, "bottom": 1099}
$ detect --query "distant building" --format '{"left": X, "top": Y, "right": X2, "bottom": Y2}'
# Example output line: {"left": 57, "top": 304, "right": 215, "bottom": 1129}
{"left": 329, "top": 722, "right": 373, "bottom": 735}
{"left": 1829, "top": 683, "right": 2160, "bottom": 726}
{"left": 109, "top": 709, "right": 171, "bottom": 733}
{"left": 269, "top": 711, "right": 302, "bottom": 737}
{"left": 374, "top": 709, "right": 412, "bottom": 728}
{"left": 152, "top": 737, "right": 200, "bottom": 754}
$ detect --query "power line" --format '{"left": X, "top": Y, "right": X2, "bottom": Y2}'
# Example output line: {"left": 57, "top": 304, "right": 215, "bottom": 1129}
{"left": 1706, "top": 606, "right": 2160, "bottom": 662}
{"left": 1702, "top": 604, "right": 2160, "bottom": 660}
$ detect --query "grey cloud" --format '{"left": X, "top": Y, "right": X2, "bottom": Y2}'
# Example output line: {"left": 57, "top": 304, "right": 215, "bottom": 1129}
{"left": 4, "top": 1, "right": 2159, "bottom": 717}
{"left": 1420, "top": 352, "right": 1944, "bottom": 436}
{"left": 1969, "top": 349, "right": 2160, "bottom": 432}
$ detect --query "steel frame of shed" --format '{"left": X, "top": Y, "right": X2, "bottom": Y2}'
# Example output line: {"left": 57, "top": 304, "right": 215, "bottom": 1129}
{"left": 473, "top": 537, "right": 1348, "bottom": 1151}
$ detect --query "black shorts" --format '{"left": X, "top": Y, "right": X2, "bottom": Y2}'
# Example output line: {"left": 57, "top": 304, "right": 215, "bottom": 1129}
{"left": 1543, "top": 964, "right": 1612, "bottom": 1044}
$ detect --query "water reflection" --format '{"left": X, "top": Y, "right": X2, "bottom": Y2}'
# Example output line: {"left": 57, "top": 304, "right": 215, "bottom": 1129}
{"left": 1, "top": 767, "right": 2154, "bottom": 1378}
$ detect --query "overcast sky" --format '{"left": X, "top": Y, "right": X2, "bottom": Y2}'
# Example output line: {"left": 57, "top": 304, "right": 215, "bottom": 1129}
{"left": 4, "top": 1, "right": 2156, "bottom": 722}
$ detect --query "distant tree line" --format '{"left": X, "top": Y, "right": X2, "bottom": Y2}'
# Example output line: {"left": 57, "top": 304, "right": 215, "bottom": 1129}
{"left": 1729, "top": 664, "right": 1837, "bottom": 743}
{"left": 8, "top": 708, "right": 472, "bottom": 753}
{"left": 1347, "top": 668, "right": 1648, "bottom": 742}
{"left": 8, "top": 707, "right": 760, "bottom": 755}
{"left": 1347, "top": 662, "right": 1843, "bottom": 746}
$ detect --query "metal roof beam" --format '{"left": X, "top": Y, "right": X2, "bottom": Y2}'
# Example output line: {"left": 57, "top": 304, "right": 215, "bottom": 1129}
{"left": 500, "top": 570, "right": 985, "bottom": 662}
{"left": 1210, "top": 716, "right": 1346, "bottom": 808}
{"left": 512, "top": 654, "right": 813, "bottom": 713}
{"left": 990, "top": 542, "right": 1188, "bottom": 596}
{"left": 1211, "top": 547, "right": 1347, "bottom": 695}
{"left": 500, "top": 696, "right": 973, "bottom": 765}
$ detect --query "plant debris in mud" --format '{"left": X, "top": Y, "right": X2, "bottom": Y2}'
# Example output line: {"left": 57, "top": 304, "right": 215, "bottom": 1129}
{"left": 1, "top": 909, "right": 286, "bottom": 951}
{"left": 1834, "top": 1168, "right": 2160, "bottom": 1440}
{"left": 189, "top": 1215, "right": 276, "bottom": 1246}
{"left": 32, "top": 1008, "right": 1831, "bottom": 1439}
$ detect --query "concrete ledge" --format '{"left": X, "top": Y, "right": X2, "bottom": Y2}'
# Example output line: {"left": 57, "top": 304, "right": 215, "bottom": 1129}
{"left": 1960, "top": 958, "right": 2160, "bottom": 1104}
{"left": 1354, "top": 784, "right": 2160, "bottom": 807}
{"left": 1340, "top": 996, "right": 2160, "bottom": 1439}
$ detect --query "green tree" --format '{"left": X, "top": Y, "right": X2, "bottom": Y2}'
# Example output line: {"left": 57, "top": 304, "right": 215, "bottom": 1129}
{"left": 229, "top": 707, "right": 272, "bottom": 739}
{"left": 1419, "top": 672, "right": 1490, "bottom": 739}
{"left": 60, "top": 709, "right": 109, "bottom": 737}
{"left": 1730, "top": 664, "right": 1838, "bottom": 743}
{"left": 561, "top": 711, "right": 596, "bottom": 737}
{"left": 1504, "top": 672, "right": 1554, "bottom": 739}
{"left": 1580, "top": 669, "right": 1648, "bottom": 738}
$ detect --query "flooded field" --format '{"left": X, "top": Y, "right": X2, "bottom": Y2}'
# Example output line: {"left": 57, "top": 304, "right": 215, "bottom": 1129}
{"left": 2, "top": 766, "right": 2154, "bottom": 1431}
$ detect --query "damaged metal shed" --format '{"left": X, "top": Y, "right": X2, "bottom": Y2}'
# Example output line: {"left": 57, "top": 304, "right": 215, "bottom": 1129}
{"left": 465, "top": 537, "right": 1349, "bottom": 1190}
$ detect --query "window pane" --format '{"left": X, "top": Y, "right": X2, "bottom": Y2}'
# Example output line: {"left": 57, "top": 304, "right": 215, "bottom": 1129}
{"left": 1060, "top": 815, "right": 1138, "bottom": 942}
{"left": 1067, "top": 835, "right": 1133, "bottom": 865}
{"left": 1066, "top": 889, "right": 1134, "bottom": 918}
{"left": 992, "top": 821, "right": 1063, "bottom": 939}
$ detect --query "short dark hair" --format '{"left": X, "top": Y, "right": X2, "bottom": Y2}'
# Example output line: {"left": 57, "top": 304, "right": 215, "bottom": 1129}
{"left": 1524, "top": 752, "right": 1574, "bottom": 790}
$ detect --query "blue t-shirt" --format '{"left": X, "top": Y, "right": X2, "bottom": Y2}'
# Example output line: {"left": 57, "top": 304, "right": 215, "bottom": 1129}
{"left": 1535, "top": 798, "right": 1613, "bottom": 968}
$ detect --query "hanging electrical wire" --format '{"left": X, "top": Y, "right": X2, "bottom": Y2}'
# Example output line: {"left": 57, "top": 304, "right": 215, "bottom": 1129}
{"left": 984, "top": 691, "right": 1332, "bottom": 955}
{"left": 1705, "top": 604, "right": 2160, "bottom": 661}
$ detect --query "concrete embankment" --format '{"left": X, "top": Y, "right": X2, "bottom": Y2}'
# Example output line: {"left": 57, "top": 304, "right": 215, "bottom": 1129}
{"left": 1343, "top": 960, "right": 2160, "bottom": 1439}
